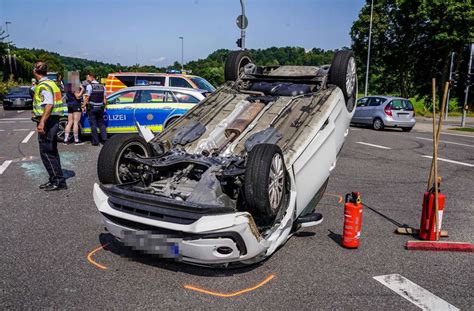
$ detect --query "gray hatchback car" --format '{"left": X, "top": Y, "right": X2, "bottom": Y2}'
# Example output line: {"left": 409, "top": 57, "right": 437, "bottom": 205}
{"left": 352, "top": 96, "right": 416, "bottom": 131}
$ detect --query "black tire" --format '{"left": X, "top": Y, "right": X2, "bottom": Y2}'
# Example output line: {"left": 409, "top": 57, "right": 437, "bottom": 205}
{"left": 97, "top": 134, "right": 153, "bottom": 184}
{"left": 165, "top": 116, "right": 181, "bottom": 128}
{"left": 373, "top": 118, "right": 384, "bottom": 131}
{"left": 224, "top": 50, "right": 253, "bottom": 82}
{"left": 244, "top": 144, "right": 288, "bottom": 226}
{"left": 328, "top": 50, "right": 357, "bottom": 111}
{"left": 402, "top": 127, "right": 413, "bottom": 132}
{"left": 57, "top": 118, "right": 84, "bottom": 142}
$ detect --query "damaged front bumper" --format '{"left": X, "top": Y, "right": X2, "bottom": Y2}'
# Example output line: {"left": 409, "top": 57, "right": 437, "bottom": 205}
{"left": 93, "top": 183, "right": 269, "bottom": 265}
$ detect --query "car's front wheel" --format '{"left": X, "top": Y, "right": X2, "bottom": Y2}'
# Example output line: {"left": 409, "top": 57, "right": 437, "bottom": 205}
{"left": 97, "top": 134, "right": 153, "bottom": 184}
{"left": 244, "top": 144, "right": 288, "bottom": 227}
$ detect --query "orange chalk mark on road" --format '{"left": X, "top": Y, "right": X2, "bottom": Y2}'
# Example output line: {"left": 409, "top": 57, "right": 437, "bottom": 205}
{"left": 87, "top": 243, "right": 110, "bottom": 270}
{"left": 324, "top": 193, "right": 343, "bottom": 203}
{"left": 184, "top": 274, "right": 275, "bottom": 298}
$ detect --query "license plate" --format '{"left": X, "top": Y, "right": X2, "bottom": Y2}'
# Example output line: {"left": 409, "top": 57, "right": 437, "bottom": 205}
{"left": 123, "top": 230, "right": 181, "bottom": 258}
{"left": 13, "top": 99, "right": 24, "bottom": 107}
{"left": 397, "top": 112, "right": 409, "bottom": 119}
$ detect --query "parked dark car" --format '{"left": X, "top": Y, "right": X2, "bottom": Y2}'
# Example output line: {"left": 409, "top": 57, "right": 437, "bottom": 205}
{"left": 2, "top": 86, "right": 33, "bottom": 110}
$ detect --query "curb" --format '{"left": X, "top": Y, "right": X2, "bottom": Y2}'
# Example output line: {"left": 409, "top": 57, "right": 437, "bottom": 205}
{"left": 406, "top": 241, "right": 474, "bottom": 252}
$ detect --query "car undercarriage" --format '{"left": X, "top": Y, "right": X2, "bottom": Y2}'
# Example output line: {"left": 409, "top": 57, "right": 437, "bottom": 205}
{"left": 94, "top": 50, "right": 357, "bottom": 265}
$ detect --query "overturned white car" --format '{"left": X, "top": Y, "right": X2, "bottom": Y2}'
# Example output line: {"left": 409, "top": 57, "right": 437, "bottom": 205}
{"left": 93, "top": 50, "right": 357, "bottom": 267}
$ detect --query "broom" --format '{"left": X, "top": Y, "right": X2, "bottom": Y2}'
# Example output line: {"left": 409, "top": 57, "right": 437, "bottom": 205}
{"left": 427, "top": 80, "right": 450, "bottom": 240}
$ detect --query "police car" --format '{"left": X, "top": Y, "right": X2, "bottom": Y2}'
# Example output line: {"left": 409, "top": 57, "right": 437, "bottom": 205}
{"left": 104, "top": 71, "right": 216, "bottom": 96}
{"left": 57, "top": 86, "right": 206, "bottom": 140}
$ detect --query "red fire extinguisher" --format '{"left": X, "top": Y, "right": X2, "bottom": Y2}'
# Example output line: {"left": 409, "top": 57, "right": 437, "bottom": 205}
{"left": 342, "top": 192, "right": 363, "bottom": 249}
{"left": 419, "top": 187, "right": 446, "bottom": 241}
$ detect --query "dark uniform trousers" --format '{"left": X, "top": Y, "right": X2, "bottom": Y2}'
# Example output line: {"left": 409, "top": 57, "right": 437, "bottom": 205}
{"left": 88, "top": 105, "right": 107, "bottom": 145}
{"left": 38, "top": 117, "right": 65, "bottom": 186}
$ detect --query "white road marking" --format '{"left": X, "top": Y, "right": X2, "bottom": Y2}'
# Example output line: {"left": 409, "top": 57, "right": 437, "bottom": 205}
{"left": 0, "top": 120, "right": 32, "bottom": 124}
{"left": 0, "top": 117, "right": 31, "bottom": 121}
{"left": 373, "top": 274, "right": 459, "bottom": 311}
{"left": 0, "top": 160, "right": 13, "bottom": 175}
{"left": 17, "top": 110, "right": 22, "bottom": 113}
{"left": 416, "top": 136, "right": 474, "bottom": 148}
{"left": 13, "top": 129, "right": 32, "bottom": 131}
{"left": 356, "top": 141, "right": 392, "bottom": 150}
{"left": 0, "top": 129, "right": 4, "bottom": 131}
{"left": 350, "top": 128, "right": 362, "bottom": 131}
{"left": 21, "top": 131, "right": 35, "bottom": 144}
{"left": 422, "top": 155, "right": 474, "bottom": 167}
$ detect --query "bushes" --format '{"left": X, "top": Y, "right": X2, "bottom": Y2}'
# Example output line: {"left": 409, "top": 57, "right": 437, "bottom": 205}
{"left": 0, "top": 76, "right": 21, "bottom": 101}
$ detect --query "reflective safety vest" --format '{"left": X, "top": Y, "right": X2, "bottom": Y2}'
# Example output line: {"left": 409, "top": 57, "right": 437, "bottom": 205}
{"left": 33, "top": 79, "right": 68, "bottom": 117}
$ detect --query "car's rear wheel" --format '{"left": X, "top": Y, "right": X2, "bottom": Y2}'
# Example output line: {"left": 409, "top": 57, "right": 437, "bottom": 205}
{"left": 328, "top": 50, "right": 357, "bottom": 112}
{"left": 97, "top": 134, "right": 153, "bottom": 184}
{"left": 402, "top": 127, "right": 413, "bottom": 132}
{"left": 57, "top": 118, "right": 84, "bottom": 142}
{"left": 373, "top": 118, "right": 384, "bottom": 131}
{"left": 224, "top": 50, "right": 253, "bottom": 82}
{"left": 244, "top": 144, "right": 288, "bottom": 227}
{"left": 57, "top": 118, "right": 68, "bottom": 141}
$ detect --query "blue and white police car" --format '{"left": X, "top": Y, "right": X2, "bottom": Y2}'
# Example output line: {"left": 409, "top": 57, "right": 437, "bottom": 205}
{"left": 58, "top": 86, "right": 206, "bottom": 140}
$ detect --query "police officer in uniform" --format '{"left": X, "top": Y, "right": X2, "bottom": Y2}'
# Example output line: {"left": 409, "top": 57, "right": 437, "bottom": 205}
{"left": 32, "top": 61, "right": 68, "bottom": 191}
{"left": 83, "top": 73, "right": 107, "bottom": 146}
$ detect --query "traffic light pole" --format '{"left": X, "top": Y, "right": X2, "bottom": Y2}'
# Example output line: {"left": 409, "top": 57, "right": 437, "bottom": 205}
{"left": 445, "top": 52, "right": 454, "bottom": 120}
{"left": 240, "top": 0, "right": 246, "bottom": 50}
{"left": 461, "top": 43, "right": 473, "bottom": 128}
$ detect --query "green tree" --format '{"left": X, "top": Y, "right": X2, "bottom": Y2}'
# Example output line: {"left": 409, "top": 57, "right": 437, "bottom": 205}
{"left": 351, "top": 0, "right": 474, "bottom": 106}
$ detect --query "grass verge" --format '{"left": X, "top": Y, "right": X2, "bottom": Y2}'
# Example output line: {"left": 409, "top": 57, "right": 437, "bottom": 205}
{"left": 450, "top": 127, "right": 474, "bottom": 132}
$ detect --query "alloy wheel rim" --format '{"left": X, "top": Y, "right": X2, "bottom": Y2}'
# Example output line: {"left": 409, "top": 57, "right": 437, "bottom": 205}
{"left": 346, "top": 57, "right": 356, "bottom": 95}
{"left": 374, "top": 119, "right": 382, "bottom": 129}
{"left": 268, "top": 153, "right": 285, "bottom": 212}
{"left": 238, "top": 56, "right": 252, "bottom": 77}
{"left": 57, "top": 121, "right": 66, "bottom": 140}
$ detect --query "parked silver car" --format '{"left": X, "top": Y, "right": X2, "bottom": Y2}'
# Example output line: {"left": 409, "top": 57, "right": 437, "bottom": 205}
{"left": 352, "top": 96, "right": 416, "bottom": 131}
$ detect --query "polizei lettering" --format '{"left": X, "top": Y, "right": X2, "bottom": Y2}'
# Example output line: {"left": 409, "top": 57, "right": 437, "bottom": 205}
{"left": 104, "top": 114, "right": 126, "bottom": 121}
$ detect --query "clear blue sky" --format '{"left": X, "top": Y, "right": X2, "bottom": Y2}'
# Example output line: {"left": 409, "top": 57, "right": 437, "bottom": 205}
{"left": 1, "top": 0, "right": 365, "bottom": 66}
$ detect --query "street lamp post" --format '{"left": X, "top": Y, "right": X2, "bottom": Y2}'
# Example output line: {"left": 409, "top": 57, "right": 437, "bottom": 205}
{"left": 5, "top": 21, "right": 11, "bottom": 35}
{"left": 461, "top": 43, "right": 473, "bottom": 128}
{"left": 179, "top": 36, "right": 184, "bottom": 71}
{"left": 364, "top": 0, "right": 374, "bottom": 97}
{"left": 445, "top": 52, "right": 455, "bottom": 120}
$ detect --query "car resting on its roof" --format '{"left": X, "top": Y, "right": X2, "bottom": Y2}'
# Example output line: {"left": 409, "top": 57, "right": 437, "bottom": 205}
{"left": 93, "top": 50, "right": 358, "bottom": 267}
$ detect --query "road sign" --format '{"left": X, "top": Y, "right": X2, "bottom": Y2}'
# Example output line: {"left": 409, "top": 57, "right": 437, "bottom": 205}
{"left": 236, "top": 14, "right": 248, "bottom": 29}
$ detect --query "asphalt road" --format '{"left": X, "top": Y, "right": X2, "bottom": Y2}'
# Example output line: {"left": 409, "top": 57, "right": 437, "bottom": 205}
{"left": 1, "top": 106, "right": 473, "bottom": 309}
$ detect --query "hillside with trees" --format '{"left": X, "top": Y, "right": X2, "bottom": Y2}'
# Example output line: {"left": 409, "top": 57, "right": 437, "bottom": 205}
{"left": 0, "top": 43, "right": 336, "bottom": 90}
